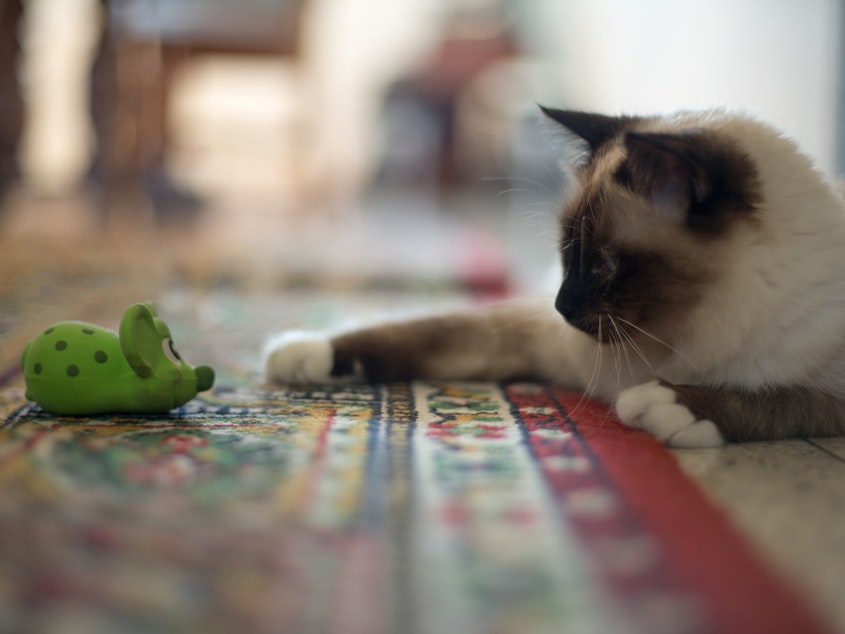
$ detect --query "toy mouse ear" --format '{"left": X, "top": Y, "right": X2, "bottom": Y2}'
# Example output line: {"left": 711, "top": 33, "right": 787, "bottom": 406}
{"left": 119, "top": 303, "right": 159, "bottom": 377}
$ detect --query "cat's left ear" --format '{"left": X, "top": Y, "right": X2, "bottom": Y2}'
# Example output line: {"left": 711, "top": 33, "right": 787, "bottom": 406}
{"left": 539, "top": 107, "right": 636, "bottom": 169}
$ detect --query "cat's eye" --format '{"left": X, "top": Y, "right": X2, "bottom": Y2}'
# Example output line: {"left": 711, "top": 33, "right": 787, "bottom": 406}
{"left": 592, "top": 249, "right": 619, "bottom": 278}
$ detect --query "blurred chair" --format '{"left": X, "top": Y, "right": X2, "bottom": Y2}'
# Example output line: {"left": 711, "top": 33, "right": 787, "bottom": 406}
{"left": 379, "top": 4, "right": 520, "bottom": 199}
{"left": 96, "top": 0, "right": 309, "bottom": 216}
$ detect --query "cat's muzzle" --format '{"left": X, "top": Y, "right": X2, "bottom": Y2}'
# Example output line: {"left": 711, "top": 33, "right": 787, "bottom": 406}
{"left": 555, "top": 292, "right": 604, "bottom": 341}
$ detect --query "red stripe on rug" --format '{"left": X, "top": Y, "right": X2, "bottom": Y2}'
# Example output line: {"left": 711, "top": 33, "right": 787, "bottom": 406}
{"left": 552, "top": 389, "right": 833, "bottom": 634}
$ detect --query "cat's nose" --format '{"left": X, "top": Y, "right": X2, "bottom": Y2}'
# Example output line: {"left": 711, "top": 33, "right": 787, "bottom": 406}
{"left": 555, "top": 285, "right": 596, "bottom": 337}
{"left": 555, "top": 286, "right": 580, "bottom": 324}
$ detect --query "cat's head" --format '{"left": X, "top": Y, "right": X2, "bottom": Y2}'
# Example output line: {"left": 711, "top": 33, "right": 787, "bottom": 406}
{"left": 542, "top": 107, "right": 764, "bottom": 347}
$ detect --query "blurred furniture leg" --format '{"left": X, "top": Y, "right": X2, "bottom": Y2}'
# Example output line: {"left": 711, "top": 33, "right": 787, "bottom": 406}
{"left": 92, "top": 0, "right": 200, "bottom": 222}
{"left": 98, "top": 0, "right": 308, "bottom": 219}
{"left": 0, "top": 0, "right": 24, "bottom": 199}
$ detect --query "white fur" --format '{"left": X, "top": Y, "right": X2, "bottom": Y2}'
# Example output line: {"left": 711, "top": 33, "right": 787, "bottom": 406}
{"left": 670, "top": 421, "right": 725, "bottom": 449}
{"left": 263, "top": 331, "right": 357, "bottom": 384}
{"left": 657, "top": 112, "right": 845, "bottom": 395}
{"left": 615, "top": 381, "right": 724, "bottom": 448}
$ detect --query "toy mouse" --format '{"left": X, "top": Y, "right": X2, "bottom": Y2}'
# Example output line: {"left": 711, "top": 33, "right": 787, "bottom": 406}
{"left": 20, "top": 302, "right": 215, "bottom": 416}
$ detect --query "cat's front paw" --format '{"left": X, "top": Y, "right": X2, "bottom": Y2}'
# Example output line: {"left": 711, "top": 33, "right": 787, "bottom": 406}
{"left": 264, "top": 331, "right": 360, "bottom": 385}
{"left": 615, "top": 381, "right": 724, "bottom": 448}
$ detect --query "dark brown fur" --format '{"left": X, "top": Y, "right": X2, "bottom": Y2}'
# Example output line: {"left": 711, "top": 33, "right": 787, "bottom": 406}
{"left": 330, "top": 302, "right": 554, "bottom": 383}
{"left": 667, "top": 381, "right": 845, "bottom": 442}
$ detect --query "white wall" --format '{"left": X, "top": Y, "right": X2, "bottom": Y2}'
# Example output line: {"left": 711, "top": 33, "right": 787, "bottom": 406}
{"left": 532, "top": 0, "right": 842, "bottom": 173}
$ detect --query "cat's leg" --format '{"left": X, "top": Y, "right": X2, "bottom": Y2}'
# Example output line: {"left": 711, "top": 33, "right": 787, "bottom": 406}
{"left": 615, "top": 380, "right": 845, "bottom": 446}
{"left": 264, "top": 299, "right": 585, "bottom": 385}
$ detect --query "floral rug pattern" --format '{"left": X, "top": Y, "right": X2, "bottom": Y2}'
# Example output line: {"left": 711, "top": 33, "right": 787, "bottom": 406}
{"left": 0, "top": 381, "right": 828, "bottom": 634}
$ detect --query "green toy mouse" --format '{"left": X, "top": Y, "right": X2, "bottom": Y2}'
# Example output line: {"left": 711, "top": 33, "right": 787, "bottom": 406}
{"left": 21, "top": 302, "right": 215, "bottom": 416}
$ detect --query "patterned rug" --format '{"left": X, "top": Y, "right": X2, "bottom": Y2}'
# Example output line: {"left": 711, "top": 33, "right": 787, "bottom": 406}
{"left": 0, "top": 236, "right": 833, "bottom": 633}
{"left": 0, "top": 378, "right": 831, "bottom": 634}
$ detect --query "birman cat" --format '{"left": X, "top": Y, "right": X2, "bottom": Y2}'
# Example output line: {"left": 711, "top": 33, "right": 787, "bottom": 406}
{"left": 264, "top": 107, "right": 845, "bottom": 447}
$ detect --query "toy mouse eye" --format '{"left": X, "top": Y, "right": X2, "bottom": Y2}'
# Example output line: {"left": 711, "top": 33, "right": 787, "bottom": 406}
{"left": 163, "top": 338, "right": 182, "bottom": 365}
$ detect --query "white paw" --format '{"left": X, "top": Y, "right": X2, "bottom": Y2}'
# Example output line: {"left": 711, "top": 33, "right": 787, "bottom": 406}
{"left": 263, "top": 331, "right": 341, "bottom": 384}
{"left": 615, "top": 381, "right": 724, "bottom": 448}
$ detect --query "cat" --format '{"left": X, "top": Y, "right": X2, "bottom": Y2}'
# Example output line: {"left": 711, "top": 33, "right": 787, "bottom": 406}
{"left": 264, "top": 107, "right": 845, "bottom": 447}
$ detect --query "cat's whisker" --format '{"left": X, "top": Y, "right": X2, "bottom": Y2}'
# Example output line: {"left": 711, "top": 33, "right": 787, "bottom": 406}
{"left": 515, "top": 205, "right": 561, "bottom": 227}
{"left": 615, "top": 319, "right": 657, "bottom": 377}
{"left": 602, "top": 317, "right": 626, "bottom": 426}
{"left": 560, "top": 214, "right": 579, "bottom": 232}
{"left": 483, "top": 174, "right": 558, "bottom": 199}
{"left": 492, "top": 186, "right": 550, "bottom": 200}
{"left": 607, "top": 314, "right": 630, "bottom": 386}
{"left": 570, "top": 316, "right": 603, "bottom": 418}
{"left": 615, "top": 317, "right": 698, "bottom": 372}
{"left": 605, "top": 314, "right": 623, "bottom": 390}
{"left": 470, "top": 120, "right": 569, "bottom": 189}
{"left": 607, "top": 315, "right": 635, "bottom": 387}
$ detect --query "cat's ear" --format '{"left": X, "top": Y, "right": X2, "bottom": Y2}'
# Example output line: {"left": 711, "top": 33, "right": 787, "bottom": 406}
{"left": 622, "top": 131, "right": 761, "bottom": 232}
{"left": 620, "top": 131, "right": 711, "bottom": 222}
{"left": 539, "top": 107, "right": 633, "bottom": 169}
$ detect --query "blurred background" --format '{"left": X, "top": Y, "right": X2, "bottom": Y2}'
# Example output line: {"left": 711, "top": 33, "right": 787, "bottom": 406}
{"left": 0, "top": 0, "right": 843, "bottom": 296}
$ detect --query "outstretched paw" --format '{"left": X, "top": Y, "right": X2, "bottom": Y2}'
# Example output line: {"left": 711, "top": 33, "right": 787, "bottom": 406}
{"left": 263, "top": 331, "right": 360, "bottom": 385}
{"left": 615, "top": 381, "right": 724, "bottom": 448}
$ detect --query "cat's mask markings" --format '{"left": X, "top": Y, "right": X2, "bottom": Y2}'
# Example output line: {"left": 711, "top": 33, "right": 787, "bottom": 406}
{"left": 539, "top": 106, "right": 762, "bottom": 238}
{"left": 542, "top": 107, "right": 762, "bottom": 341}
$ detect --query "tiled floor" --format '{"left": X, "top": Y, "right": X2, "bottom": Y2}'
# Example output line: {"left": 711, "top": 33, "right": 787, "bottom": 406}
{"left": 674, "top": 440, "right": 845, "bottom": 632}
{"left": 3, "top": 186, "right": 845, "bottom": 632}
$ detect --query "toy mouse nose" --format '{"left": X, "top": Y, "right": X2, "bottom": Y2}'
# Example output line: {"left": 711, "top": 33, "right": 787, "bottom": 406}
{"left": 195, "top": 366, "right": 215, "bottom": 391}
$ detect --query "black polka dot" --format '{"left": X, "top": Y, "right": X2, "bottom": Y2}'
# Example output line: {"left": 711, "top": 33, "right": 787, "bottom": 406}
{"left": 34, "top": 363, "right": 42, "bottom": 375}
{"left": 94, "top": 350, "right": 108, "bottom": 363}
{"left": 66, "top": 365, "right": 79, "bottom": 377}
{"left": 55, "top": 341, "right": 68, "bottom": 351}
{"left": 82, "top": 328, "right": 95, "bottom": 335}
{"left": 44, "top": 327, "right": 54, "bottom": 335}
